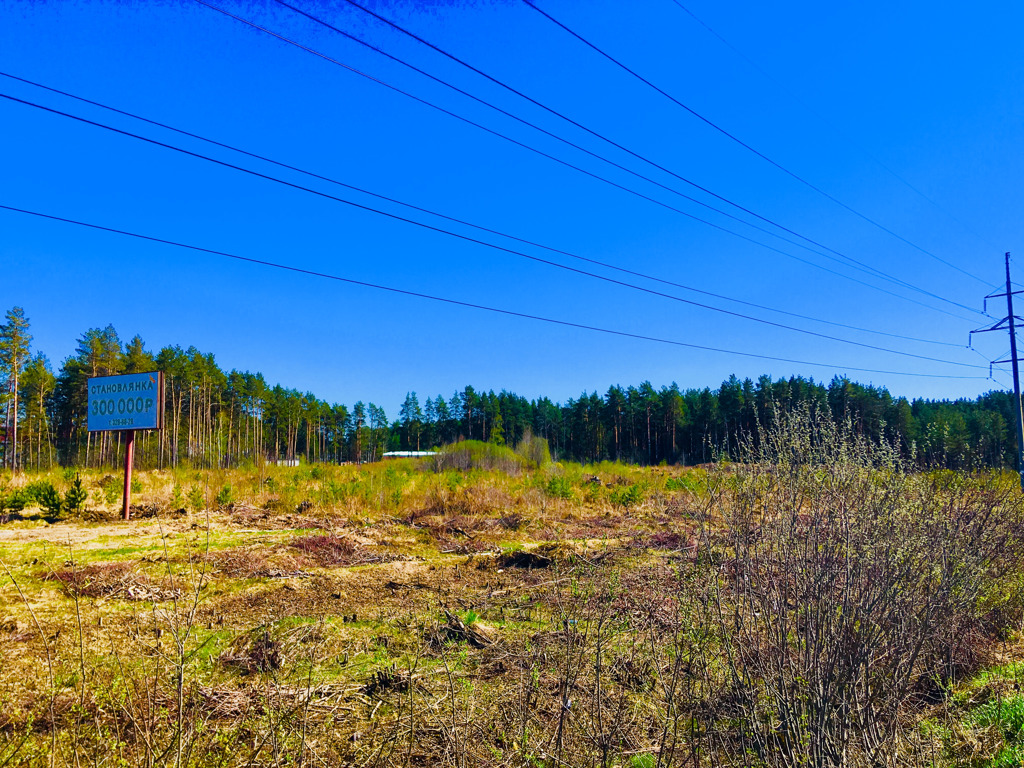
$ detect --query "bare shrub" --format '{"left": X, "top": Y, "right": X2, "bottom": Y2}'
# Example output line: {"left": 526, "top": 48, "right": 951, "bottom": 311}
{"left": 693, "top": 405, "right": 1024, "bottom": 768}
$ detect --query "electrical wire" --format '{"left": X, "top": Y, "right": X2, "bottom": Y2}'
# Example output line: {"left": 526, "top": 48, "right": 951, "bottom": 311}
{"left": 319, "top": 0, "right": 987, "bottom": 313}
{"left": 0, "top": 203, "right": 990, "bottom": 380}
{"left": 521, "top": 0, "right": 990, "bottom": 286}
{"left": 0, "top": 90, "right": 983, "bottom": 369}
{"left": 0, "top": 70, "right": 968, "bottom": 349}
{"left": 667, "top": 0, "right": 1001, "bottom": 254}
{"left": 273, "top": 0, "right": 920, "bottom": 297}
{"left": 192, "top": 0, "right": 984, "bottom": 323}
{"left": 969, "top": 347, "right": 1014, "bottom": 388}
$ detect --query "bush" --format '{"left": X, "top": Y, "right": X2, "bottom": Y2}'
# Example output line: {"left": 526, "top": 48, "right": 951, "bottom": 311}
{"left": 22, "top": 479, "right": 55, "bottom": 502}
{"left": 515, "top": 433, "right": 551, "bottom": 468}
{"left": 64, "top": 474, "right": 88, "bottom": 513}
{"left": 186, "top": 485, "right": 205, "bottom": 514}
{"left": 609, "top": 483, "right": 645, "bottom": 508}
{"left": 428, "top": 440, "right": 527, "bottom": 474}
{"left": 35, "top": 481, "right": 64, "bottom": 517}
{"left": 544, "top": 474, "right": 575, "bottom": 500}
{"left": 691, "top": 405, "right": 1024, "bottom": 767}
{"left": 215, "top": 484, "right": 234, "bottom": 508}
{"left": 98, "top": 475, "right": 141, "bottom": 506}
{"left": 0, "top": 488, "right": 27, "bottom": 514}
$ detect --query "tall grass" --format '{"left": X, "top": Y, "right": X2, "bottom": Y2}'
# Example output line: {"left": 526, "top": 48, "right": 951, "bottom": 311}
{"left": 2, "top": 410, "right": 1024, "bottom": 766}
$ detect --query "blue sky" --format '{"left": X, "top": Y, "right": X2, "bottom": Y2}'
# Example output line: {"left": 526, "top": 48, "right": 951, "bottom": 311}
{"left": 3, "top": 0, "right": 1023, "bottom": 415}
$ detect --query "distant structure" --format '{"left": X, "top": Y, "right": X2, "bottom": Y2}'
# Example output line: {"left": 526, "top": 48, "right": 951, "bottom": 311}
{"left": 275, "top": 458, "right": 301, "bottom": 467}
{"left": 382, "top": 451, "right": 437, "bottom": 459}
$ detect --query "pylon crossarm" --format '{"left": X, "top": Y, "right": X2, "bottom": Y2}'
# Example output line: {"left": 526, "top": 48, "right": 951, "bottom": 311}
{"left": 972, "top": 317, "right": 1024, "bottom": 334}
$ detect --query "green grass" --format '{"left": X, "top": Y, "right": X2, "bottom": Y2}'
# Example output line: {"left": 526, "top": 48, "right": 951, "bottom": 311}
{"left": 974, "top": 696, "right": 1024, "bottom": 765}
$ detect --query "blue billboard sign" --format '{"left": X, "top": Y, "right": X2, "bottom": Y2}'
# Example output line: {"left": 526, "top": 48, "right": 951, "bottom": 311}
{"left": 88, "top": 372, "right": 164, "bottom": 432}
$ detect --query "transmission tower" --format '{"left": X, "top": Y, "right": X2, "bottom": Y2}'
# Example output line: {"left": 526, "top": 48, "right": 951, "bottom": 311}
{"left": 971, "top": 252, "right": 1024, "bottom": 490}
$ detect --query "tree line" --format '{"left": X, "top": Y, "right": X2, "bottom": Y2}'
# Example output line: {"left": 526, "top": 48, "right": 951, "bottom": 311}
{"left": 0, "top": 306, "right": 1019, "bottom": 471}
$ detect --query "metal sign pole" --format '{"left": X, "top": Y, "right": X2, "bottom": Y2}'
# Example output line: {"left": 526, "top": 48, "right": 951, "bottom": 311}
{"left": 123, "top": 430, "right": 135, "bottom": 521}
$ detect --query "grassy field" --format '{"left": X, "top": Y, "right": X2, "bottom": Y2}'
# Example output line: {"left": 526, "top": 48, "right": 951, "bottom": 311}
{"left": 3, "top": 422, "right": 1024, "bottom": 767}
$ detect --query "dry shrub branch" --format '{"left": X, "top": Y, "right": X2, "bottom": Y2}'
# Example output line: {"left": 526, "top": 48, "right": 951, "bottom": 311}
{"left": 692, "top": 405, "right": 1024, "bottom": 768}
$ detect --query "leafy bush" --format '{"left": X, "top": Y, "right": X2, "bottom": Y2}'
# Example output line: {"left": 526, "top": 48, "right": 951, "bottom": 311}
{"left": 378, "top": 466, "right": 406, "bottom": 510}
{"left": 98, "top": 474, "right": 141, "bottom": 506}
{"left": 515, "top": 433, "right": 551, "bottom": 468}
{"left": 428, "top": 440, "right": 527, "bottom": 474}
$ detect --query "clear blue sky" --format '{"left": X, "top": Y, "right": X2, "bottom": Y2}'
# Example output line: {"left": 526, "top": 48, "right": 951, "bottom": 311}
{"left": 3, "top": 0, "right": 1023, "bottom": 415}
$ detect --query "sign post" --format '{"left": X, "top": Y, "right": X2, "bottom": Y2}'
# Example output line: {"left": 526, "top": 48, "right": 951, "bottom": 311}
{"left": 122, "top": 430, "right": 136, "bottom": 521}
{"left": 87, "top": 372, "right": 164, "bottom": 520}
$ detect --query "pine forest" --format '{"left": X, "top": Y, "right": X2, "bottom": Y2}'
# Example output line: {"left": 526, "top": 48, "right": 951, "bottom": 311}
{"left": 0, "top": 307, "right": 1017, "bottom": 472}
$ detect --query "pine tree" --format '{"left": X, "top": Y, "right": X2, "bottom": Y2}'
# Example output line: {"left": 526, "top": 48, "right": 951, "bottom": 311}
{"left": 123, "top": 335, "right": 155, "bottom": 373}
{"left": 489, "top": 409, "right": 505, "bottom": 446}
{"left": 20, "top": 353, "right": 55, "bottom": 469}
{"left": 399, "top": 392, "right": 423, "bottom": 450}
{"left": 64, "top": 473, "right": 88, "bottom": 513}
{"left": 0, "top": 307, "right": 32, "bottom": 471}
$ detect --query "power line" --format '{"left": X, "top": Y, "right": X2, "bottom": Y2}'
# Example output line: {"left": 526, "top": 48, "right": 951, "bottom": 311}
{"left": 971, "top": 347, "right": 1011, "bottom": 387}
{"left": 667, "top": 0, "right": 1000, "bottom": 254}
{"left": 315, "top": 0, "right": 987, "bottom": 313}
{"left": 193, "top": 0, "right": 983, "bottom": 322}
{"left": 272, "top": 0, "right": 918, "bottom": 296}
{"left": 0, "top": 203, "right": 989, "bottom": 381}
{"left": 0, "top": 70, "right": 967, "bottom": 349}
{"left": 0, "top": 91, "right": 982, "bottom": 369}
{"left": 521, "top": 0, "right": 990, "bottom": 286}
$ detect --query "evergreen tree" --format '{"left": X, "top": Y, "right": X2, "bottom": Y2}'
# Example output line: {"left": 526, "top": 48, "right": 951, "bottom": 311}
{"left": 0, "top": 307, "right": 32, "bottom": 471}
{"left": 399, "top": 391, "right": 423, "bottom": 450}
{"left": 123, "top": 335, "right": 155, "bottom": 373}
{"left": 20, "top": 352, "right": 55, "bottom": 469}
{"left": 489, "top": 408, "right": 505, "bottom": 446}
